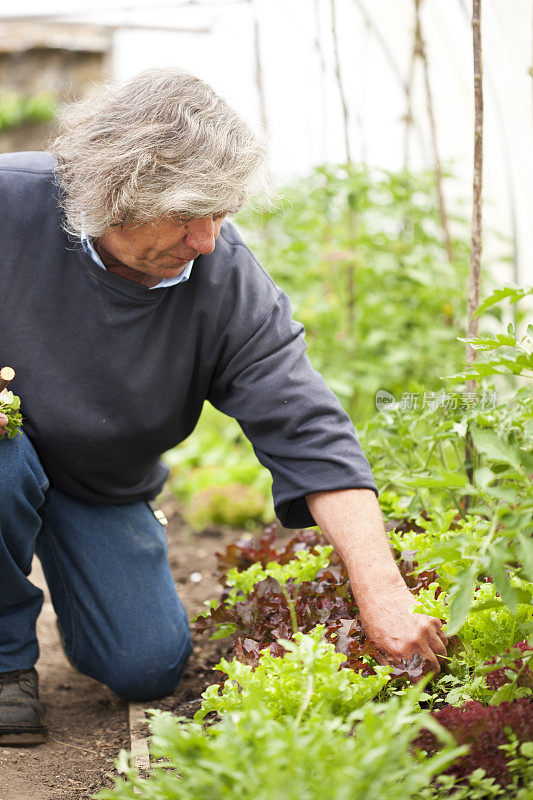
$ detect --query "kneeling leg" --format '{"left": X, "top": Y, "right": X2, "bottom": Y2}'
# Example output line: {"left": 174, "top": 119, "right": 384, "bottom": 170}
{"left": 36, "top": 490, "right": 192, "bottom": 702}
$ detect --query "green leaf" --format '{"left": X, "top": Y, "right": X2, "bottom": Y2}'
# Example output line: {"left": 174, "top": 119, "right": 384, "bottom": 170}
{"left": 405, "top": 471, "right": 470, "bottom": 489}
{"left": 517, "top": 533, "right": 533, "bottom": 582}
{"left": 489, "top": 681, "right": 517, "bottom": 706}
{"left": 482, "top": 484, "right": 520, "bottom": 502}
{"left": 521, "top": 742, "right": 533, "bottom": 759}
{"left": 210, "top": 623, "right": 237, "bottom": 640}
{"left": 457, "top": 333, "right": 517, "bottom": 350}
{"left": 487, "top": 545, "right": 517, "bottom": 612}
{"left": 471, "top": 428, "right": 522, "bottom": 471}
{"left": 473, "top": 285, "right": 533, "bottom": 318}
{"left": 519, "top": 447, "right": 533, "bottom": 472}
{"left": 473, "top": 466, "right": 494, "bottom": 490}
{"left": 447, "top": 569, "right": 477, "bottom": 635}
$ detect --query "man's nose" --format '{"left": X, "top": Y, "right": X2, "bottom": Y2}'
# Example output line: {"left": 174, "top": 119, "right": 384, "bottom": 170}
{"left": 184, "top": 217, "right": 217, "bottom": 255}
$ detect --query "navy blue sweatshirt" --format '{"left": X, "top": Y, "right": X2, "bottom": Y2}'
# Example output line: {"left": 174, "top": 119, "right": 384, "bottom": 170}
{"left": 0, "top": 151, "right": 378, "bottom": 527}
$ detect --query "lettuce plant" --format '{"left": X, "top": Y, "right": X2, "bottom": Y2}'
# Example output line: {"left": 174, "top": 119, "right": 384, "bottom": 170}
{"left": 414, "top": 582, "right": 532, "bottom": 663}
{"left": 0, "top": 390, "right": 22, "bottom": 438}
{"left": 224, "top": 545, "right": 333, "bottom": 632}
{"left": 95, "top": 683, "right": 463, "bottom": 800}
{"left": 195, "top": 626, "right": 391, "bottom": 724}
{"left": 196, "top": 530, "right": 429, "bottom": 681}
{"left": 415, "top": 698, "right": 533, "bottom": 788}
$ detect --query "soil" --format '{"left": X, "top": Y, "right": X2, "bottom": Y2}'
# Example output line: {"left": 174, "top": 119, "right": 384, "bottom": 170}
{"left": 0, "top": 494, "right": 263, "bottom": 800}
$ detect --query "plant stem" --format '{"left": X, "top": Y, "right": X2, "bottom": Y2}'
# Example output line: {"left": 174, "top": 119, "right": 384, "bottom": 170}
{"left": 280, "top": 583, "right": 299, "bottom": 635}
{"left": 423, "top": 440, "right": 440, "bottom": 471}
{"left": 438, "top": 440, "right": 449, "bottom": 471}
{"left": 294, "top": 674, "right": 315, "bottom": 727}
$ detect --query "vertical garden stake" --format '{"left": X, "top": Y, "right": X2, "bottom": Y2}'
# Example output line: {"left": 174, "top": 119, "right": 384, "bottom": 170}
{"left": 329, "top": 0, "right": 352, "bottom": 165}
{"left": 467, "top": 0, "right": 484, "bottom": 381}
{"left": 464, "top": 0, "right": 484, "bottom": 508}
{"left": 249, "top": 0, "right": 269, "bottom": 138}
{"left": 330, "top": 0, "right": 358, "bottom": 336}
{"left": 313, "top": 0, "right": 329, "bottom": 160}
{"left": 413, "top": 0, "right": 454, "bottom": 262}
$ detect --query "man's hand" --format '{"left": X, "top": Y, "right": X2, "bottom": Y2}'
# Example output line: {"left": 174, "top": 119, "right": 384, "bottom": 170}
{"left": 306, "top": 488, "right": 448, "bottom": 674}
{"left": 356, "top": 577, "right": 447, "bottom": 674}
{"left": 0, "top": 389, "right": 8, "bottom": 436}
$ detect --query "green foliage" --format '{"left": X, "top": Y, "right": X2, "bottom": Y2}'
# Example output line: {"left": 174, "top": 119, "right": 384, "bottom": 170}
{"left": 414, "top": 582, "right": 532, "bottom": 662}
{"left": 499, "top": 735, "right": 533, "bottom": 797}
{"left": 0, "top": 391, "right": 23, "bottom": 438}
{"left": 195, "top": 626, "right": 390, "bottom": 724}
{"left": 236, "top": 164, "right": 472, "bottom": 422}
{"left": 416, "top": 769, "right": 512, "bottom": 799}
{"left": 163, "top": 404, "right": 273, "bottom": 526}
{"left": 0, "top": 91, "right": 57, "bottom": 132}
{"left": 98, "top": 702, "right": 459, "bottom": 800}
{"left": 95, "top": 656, "right": 462, "bottom": 800}
{"left": 451, "top": 320, "right": 532, "bottom": 380}
{"left": 219, "top": 544, "right": 332, "bottom": 633}
{"left": 365, "top": 286, "right": 532, "bottom": 636}
{"left": 225, "top": 544, "right": 333, "bottom": 606}
{"left": 183, "top": 483, "right": 269, "bottom": 529}
{"left": 392, "top": 508, "right": 533, "bottom": 635}
{"left": 472, "top": 286, "right": 533, "bottom": 317}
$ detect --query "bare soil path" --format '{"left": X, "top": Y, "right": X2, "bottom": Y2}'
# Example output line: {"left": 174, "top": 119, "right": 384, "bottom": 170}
{"left": 0, "top": 497, "right": 243, "bottom": 800}
{"left": 0, "top": 557, "right": 129, "bottom": 800}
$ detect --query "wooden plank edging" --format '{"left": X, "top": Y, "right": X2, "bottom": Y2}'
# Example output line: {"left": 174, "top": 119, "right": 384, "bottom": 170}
{"left": 128, "top": 702, "right": 150, "bottom": 773}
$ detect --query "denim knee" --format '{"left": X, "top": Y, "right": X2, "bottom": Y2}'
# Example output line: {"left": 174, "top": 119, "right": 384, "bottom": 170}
{"left": 102, "top": 631, "right": 194, "bottom": 702}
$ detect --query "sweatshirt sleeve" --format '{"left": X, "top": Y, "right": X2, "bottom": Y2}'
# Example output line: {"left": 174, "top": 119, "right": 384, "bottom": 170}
{"left": 207, "top": 289, "right": 378, "bottom": 528}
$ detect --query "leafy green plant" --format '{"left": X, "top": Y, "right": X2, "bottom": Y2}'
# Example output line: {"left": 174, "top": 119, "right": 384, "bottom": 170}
{"left": 95, "top": 672, "right": 462, "bottom": 800}
{"left": 236, "top": 164, "right": 473, "bottom": 422}
{"left": 224, "top": 545, "right": 333, "bottom": 632}
{"left": 476, "top": 643, "right": 533, "bottom": 707}
{"left": 450, "top": 285, "right": 533, "bottom": 381}
{"left": 0, "top": 391, "right": 23, "bottom": 438}
{"left": 414, "top": 582, "right": 532, "bottom": 662}
{"left": 365, "top": 286, "right": 533, "bottom": 637}
{"left": 195, "top": 625, "right": 390, "bottom": 724}
{"left": 416, "top": 769, "right": 511, "bottom": 799}
{"left": 163, "top": 403, "right": 273, "bottom": 526}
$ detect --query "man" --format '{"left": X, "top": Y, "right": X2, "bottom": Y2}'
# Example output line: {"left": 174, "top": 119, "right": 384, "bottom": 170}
{"left": 0, "top": 68, "right": 447, "bottom": 745}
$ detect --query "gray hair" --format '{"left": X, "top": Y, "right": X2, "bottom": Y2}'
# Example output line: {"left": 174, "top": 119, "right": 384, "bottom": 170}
{"left": 51, "top": 68, "right": 270, "bottom": 238}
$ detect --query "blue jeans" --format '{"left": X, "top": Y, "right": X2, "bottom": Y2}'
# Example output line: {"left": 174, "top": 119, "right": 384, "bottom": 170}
{"left": 0, "top": 433, "right": 193, "bottom": 701}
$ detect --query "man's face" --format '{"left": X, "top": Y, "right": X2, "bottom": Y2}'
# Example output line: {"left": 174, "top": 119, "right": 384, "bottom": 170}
{"left": 94, "top": 215, "right": 226, "bottom": 287}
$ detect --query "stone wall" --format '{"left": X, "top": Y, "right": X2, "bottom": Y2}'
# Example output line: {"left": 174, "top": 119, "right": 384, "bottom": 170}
{"left": 0, "top": 22, "right": 112, "bottom": 153}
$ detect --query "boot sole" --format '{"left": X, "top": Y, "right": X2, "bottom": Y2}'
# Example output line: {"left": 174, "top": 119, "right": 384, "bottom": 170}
{"left": 0, "top": 728, "right": 47, "bottom": 745}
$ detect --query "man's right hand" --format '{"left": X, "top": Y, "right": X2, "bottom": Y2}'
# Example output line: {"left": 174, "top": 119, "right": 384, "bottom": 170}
{"left": 0, "top": 388, "right": 8, "bottom": 436}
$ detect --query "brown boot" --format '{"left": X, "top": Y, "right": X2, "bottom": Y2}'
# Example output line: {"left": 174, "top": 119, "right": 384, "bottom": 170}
{"left": 0, "top": 668, "right": 47, "bottom": 745}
